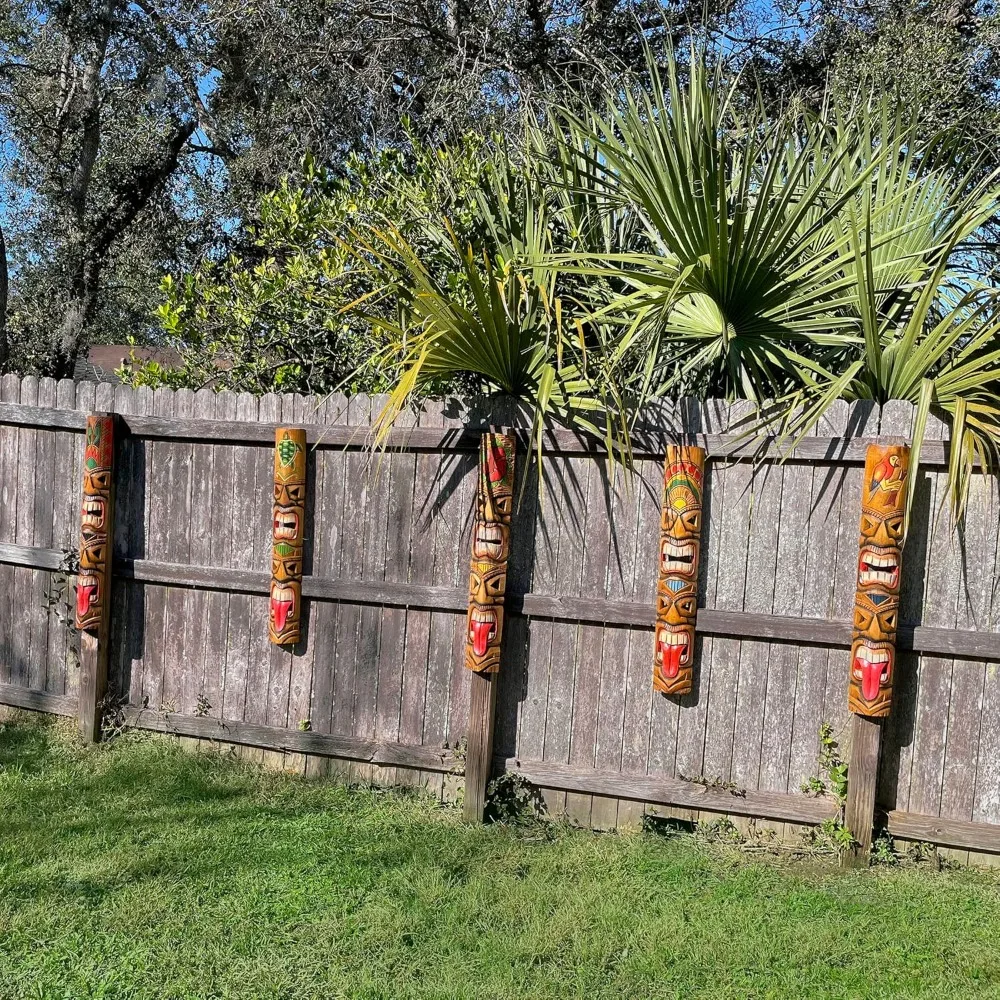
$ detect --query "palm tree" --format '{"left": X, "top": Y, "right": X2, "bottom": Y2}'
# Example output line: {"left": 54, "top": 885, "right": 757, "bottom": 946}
{"left": 347, "top": 138, "right": 636, "bottom": 464}
{"left": 554, "top": 47, "right": 1000, "bottom": 518}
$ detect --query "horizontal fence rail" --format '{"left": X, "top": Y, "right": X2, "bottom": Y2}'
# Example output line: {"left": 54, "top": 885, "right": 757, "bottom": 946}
{"left": 2, "top": 541, "right": 997, "bottom": 662}
{"left": 0, "top": 398, "right": 971, "bottom": 465}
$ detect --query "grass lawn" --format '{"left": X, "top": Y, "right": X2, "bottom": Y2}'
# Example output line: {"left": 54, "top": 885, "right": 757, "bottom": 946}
{"left": 2, "top": 718, "right": 1000, "bottom": 999}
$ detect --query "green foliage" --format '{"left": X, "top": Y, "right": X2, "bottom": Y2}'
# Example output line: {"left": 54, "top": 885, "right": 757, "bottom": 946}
{"left": 125, "top": 137, "right": 493, "bottom": 396}
{"left": 483, "top": 772, "right": 547, "bottom": 826}
{"left": 801, "top": 722, "right": 849, "bottom": 806}
{"left": 552, "top": 45, "right": 1000, "bottom": 518}
{"left": 872, "top": 833, "right": 900, "bottom": 867}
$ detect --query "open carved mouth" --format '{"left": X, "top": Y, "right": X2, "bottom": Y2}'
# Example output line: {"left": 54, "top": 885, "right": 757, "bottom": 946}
{"left": 271, "top": 585, "right": 296, "bottom": 633}
{"left": 273, "top": 511, "right": 299, "bottom": 541}
{"left": 76, "top": 576, "right": 98, "bottom": 618}
{"left": 859, "top": 546, "right": 899, "bottom": 590}
{"left": 656, "top": 627, "right": 690, "bottom": 678}
{"left": 853, "top": 643, "right": 891, "bottom": 701}
{"left": 81, "top": 499, "right": 105, "bottom": 529}
{"left": 661, "top": 540, "right": 696, "bottom": 576}
{"left": 469, "top": 606, "right": 498, "bottom": 656}
{"left": 472, "top": 523, "right": 504, "bottom": 560}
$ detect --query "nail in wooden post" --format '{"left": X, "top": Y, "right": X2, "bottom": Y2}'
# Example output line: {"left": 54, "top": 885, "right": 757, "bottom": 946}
{"left": 463, "top": 429, "right": 515, "bottom": 821}
{"left": 76, "top": 413, "right": 116, "bottom": 742}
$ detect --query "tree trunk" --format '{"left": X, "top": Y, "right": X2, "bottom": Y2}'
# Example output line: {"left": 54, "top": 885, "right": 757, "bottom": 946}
{"left": 53, "top": 255, "right": 100, "bottom": 380}
{"left": 0, "top": 222, "right": 8, "bottom": 369}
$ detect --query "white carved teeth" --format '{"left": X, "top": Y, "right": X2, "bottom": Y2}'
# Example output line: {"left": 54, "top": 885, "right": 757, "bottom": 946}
{"left": 271, "top": 585, "right": 294, "bottom": 602}
{"left": 273, "top": 513, "right": 299, "bottom": 539}
{"left": 473, "top": 523, "right": 504, "bottom": 557}
{"left": 81, "top": 500, "right": 104, "bottom": 527}
{"left": 859, "top": 548, "right": 898, "bottom": 587}
{"left": 661, "top": 541, "right": 695, "bottom": 571}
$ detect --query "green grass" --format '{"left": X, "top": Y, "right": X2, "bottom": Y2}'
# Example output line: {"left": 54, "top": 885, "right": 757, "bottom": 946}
{"left": 2, "top": 719, "right": 1000, "bottom": 999}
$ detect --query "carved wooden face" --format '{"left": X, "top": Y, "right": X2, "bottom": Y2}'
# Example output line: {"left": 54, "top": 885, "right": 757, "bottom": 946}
{"left": 653, "top": 446, "right": 705, "bottom": 696}
{"left": 848, "top": 444, "right": 909, "bottom": 718}
{"left": 464, "top": 432, "right": 516, "bottom": 674}
{"left": 76, "top": 416, "right": 114, "bottom": 631}
{"left": 270, "top": 429, "right": 307, "bottom": 645}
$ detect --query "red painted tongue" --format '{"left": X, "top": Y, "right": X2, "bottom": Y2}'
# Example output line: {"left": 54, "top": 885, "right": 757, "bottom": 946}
{"left": 858, "top": 657, "right": 882, "bottom": 701}
{"left": 272, "top": 598, "right": 292, "bottom": 633}
{"left": 659, "top": 641, "right": 683, "bottom": 678}
{"left": 472, "top": 619, "right": 493, "bottom": 656}
{"left": 76, "top": 585, "right": 95, "bottom": 618}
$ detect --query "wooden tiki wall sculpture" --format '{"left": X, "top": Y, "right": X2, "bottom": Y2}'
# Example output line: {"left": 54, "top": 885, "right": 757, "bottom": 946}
{"left": 465, "top": 431, "right": 516, "bottom": 673}
{"left": 848, "top": 443, "right": 909, "bottom": 718}
{"left": 77, "top": 415, "right": 115, "bottom": 631}
{"left": 270, "top": 427, "right": 307, "bottom": 645}
{"left": 653, "top": 445, "right": 706, "bottom": 696}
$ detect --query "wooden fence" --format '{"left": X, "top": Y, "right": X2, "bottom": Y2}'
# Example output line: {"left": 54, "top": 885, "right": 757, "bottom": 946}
{"left": 2, "top": 375, "right": 1000, "bottom": 861}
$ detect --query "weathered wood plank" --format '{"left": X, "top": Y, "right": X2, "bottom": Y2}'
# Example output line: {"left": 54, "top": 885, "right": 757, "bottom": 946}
{"left": 844, "top": 715, "right": 883, "bottom": 866}
{"left": 788, "top": 403, "right": 849, "bottom": 794}
{"left": 905, "top": 411, "right": 955, "bottom": 819}
{"left": 503, "top": 757, "right": 838, "bottom": 825}
{"left": 704, "top": 401, "right": 755, "bottom": 785}
{"left": 200, "top": 389, "right": 235, "bottom": 723}
{"left": 29, "top": 379, "right": 57, "bottom": 695}
{"left": 10, "top": 377, "right": 38, "bottom": 692}
{"left": 758, "top": 403, "right": 813, "bottom": 796}
{"left": 47, "top": 378, "right": 79, "bottom": 697}
{"left": 0, "top": 376, "right": 22, "bottom": 687}
{"left": 540, "top": 432, "right": 592, "bottom": 816}
{"left": 618, "top": 457, "right": 661, "bottom": 828}
{"left": 886, "top": 810, "right": 1000, "bottom": 855}
{"left": 591, "top": 462, "right": 641, "bottom": 830}
{"left": 397, "top": 400, "right": 442, "bottom": 792}
{"left": 305, "top": 393, "right": 346, "bottom": 779}
{"left": 122, "top": 706, "right": 461, "bottom": 771}
{"left": 221, "top": 393, "right": 258, "bottom": 722}
{"left": 374, "top": 404, "right": 417, "bottom": 786}
{"left": 356, "top": 394, "right": 390, "bottom": 784}
{"left": 0, "top": 682, "right": 77, "bottom": 717}
{"left": 564, "top": 454, "right": 614, "bottom": 826}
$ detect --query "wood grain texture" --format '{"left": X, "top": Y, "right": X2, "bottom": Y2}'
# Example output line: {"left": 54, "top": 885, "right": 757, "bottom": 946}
{"left": 503, "top": 756, "right": 838, "bottom": 824}
{"left": 122, "top": 706, "right": 461, "bottom": 771}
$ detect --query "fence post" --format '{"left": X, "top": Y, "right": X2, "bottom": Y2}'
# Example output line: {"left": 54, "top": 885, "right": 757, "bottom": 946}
{"left": 844, "top": 715, "right": 882, "bottom": 865}
{"left": 76, "top": 413, "right": 116, "bottom": 742}
{"left": 464, "top": 671, "right": 499, "bottom": 821}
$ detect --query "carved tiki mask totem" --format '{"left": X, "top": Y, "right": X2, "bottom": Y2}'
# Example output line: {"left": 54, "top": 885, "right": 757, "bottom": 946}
{"left": 848, "top": 443, "right": 909, "bottom": 718}
{"left": 653, "top": 445, "right": 706, "bottom": 696}
{"left": 464, "top": 431, "right": 516, "bottom": 673}
{"left": 270, "top": 427, "right": 307, "bottom": 645}
{"left": 77, "top": 415, "right": 115, "bottom": 630}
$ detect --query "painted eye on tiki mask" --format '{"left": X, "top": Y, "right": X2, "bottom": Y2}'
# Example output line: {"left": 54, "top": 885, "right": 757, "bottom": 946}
{"left": 885, "top": 514, "right": 904, "bottom": 541}
{"left": 682, "top": 510, "right": 701, "bottom": 533}
{"left": 677, "top": 595, "right": 697, "bottom": 616}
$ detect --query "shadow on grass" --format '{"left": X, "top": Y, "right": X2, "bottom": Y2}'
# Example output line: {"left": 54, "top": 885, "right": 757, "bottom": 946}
{"left": 0, "top": 717, "right": 65, "bottom": 775}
